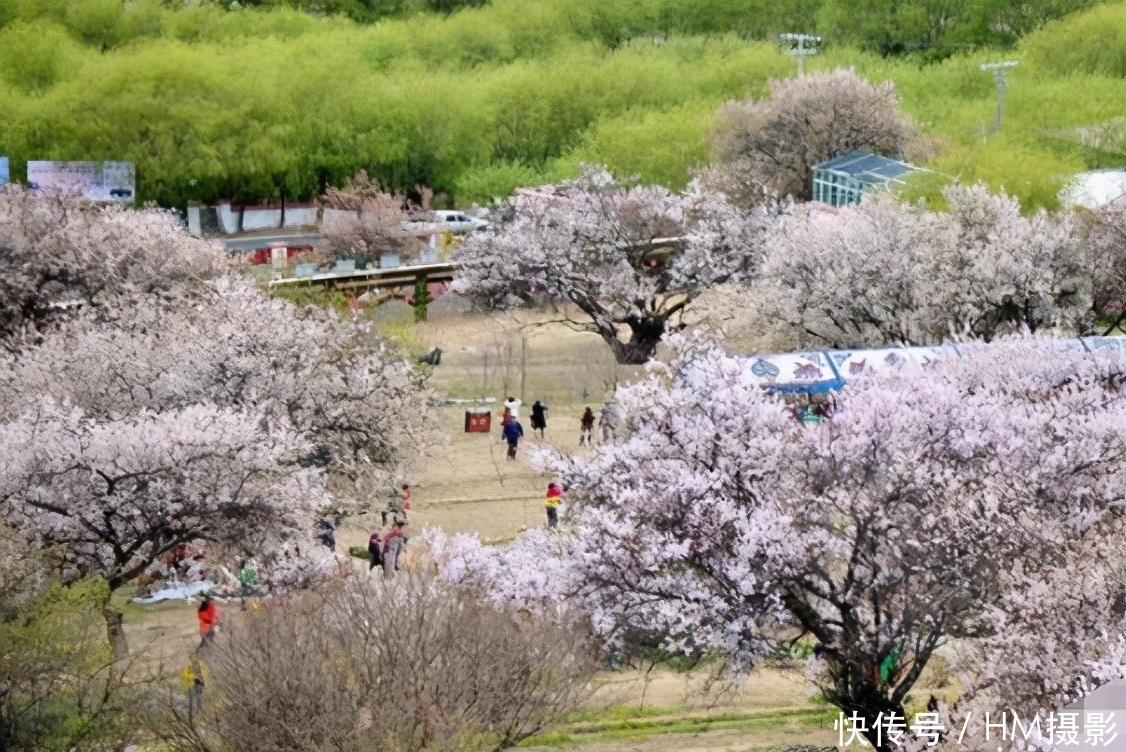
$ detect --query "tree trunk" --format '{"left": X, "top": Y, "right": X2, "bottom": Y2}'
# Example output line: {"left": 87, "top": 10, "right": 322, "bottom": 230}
{"left": 103, "top": 606, "right": 128, "bottom": 659}
{"left": 603, "top": 315, "right": 667, "bottom": 365}
{"left": 821, "top": 656, "right": 915, "bottom": 752}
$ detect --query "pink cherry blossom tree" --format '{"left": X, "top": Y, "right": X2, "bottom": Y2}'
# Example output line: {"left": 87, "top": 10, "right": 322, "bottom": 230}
{"left": 710, "top": 68, "right": 918, "bottom": 203}
{"left": 0, "top": 186, "right": 225, "bottom": 345}
{"left": 453, "top": 167, "right": 783, "bottom": 364}
{"left": 0, "top": 189, "right": 432, "bottom": 654}
{"left": 430, "top": 336, "right": 1126, "bottom": 750}
{"left": 1086, "top": 197, "right": 1126, "bottom": 334}
{"left": 755, "top": 185, "right": 1093, "bottom": 348}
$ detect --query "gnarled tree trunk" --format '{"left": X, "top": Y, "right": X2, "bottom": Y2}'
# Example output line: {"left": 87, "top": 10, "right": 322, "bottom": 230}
{"left": 603, "top": 315, "right": 667, "bottom": 365}
{"left": 103, "top": 606, "right": 128, "bottom": 659}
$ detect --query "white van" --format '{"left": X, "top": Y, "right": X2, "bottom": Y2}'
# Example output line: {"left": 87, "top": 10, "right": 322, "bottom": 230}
{"left": 432, "top": 210, "right": 488, "bottom": 233}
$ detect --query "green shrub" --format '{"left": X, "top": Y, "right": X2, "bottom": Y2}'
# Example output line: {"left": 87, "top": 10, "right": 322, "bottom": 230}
{"left": 1023, "top": 3, "right": 1126, "bottom": 78}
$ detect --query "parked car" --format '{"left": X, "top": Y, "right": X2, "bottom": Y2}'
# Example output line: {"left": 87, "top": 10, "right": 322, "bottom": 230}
{"left": 402, "top": 210, "right": 488, "bottom": 235}
{"left": 109, "top": 187, "right": 133, "bottom": 199}
{"left": 433, "top": 210, "right": 488, "bottom": 233}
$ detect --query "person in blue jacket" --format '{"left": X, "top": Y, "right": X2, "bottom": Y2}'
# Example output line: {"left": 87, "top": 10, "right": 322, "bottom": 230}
{"left": 502, "top": 419, "right": 524, "bottom": 460}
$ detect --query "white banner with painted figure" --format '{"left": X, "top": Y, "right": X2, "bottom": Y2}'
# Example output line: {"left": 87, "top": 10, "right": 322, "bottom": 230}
{"left": 27, "top": 161, "right": 135, "bottom": 204}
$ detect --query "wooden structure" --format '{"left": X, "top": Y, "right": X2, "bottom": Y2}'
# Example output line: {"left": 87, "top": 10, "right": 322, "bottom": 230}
{"left": 267, "top": 260, "right": 458, "bottom": 320}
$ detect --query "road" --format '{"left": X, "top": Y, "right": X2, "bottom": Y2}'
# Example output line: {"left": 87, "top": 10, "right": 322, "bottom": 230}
{"left": 218, "top": 231, "right": 324, "bottom": 253}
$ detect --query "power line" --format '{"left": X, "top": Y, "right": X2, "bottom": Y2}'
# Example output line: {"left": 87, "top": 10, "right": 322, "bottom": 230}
{"left": 780, "top": 33, "right": 822, "bottom": 77}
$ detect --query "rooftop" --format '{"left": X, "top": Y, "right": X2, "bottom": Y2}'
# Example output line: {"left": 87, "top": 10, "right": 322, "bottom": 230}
{"left": 813, "top": 151, "right": 918, "bottom": 186}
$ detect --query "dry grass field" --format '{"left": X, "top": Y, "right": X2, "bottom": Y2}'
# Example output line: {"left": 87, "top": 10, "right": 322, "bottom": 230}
{"left": 123, "top": 298, "right": 846, "bottom": 751}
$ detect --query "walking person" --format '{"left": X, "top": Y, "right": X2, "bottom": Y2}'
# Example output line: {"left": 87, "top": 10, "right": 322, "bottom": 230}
{"left": 530, "top": 400, "right": 548, "bottom": 439}
{"left": 237, "top": 559, "right": 257, "bottom": 611}
{"left": 545, "top": 482, "right": 562, "bottom": 528}
{"left": 367, "top": 530, "right": 383, "bottom": 572}
{"left": 580, "top": 407, "right": 595, "bottom": 446}
{"left": 399, "top": 483, "right": 412, "bottom": 517}
{"left": 502, "top": 418, "right": 524, "bottom": 460}
{"left": 382, "top": 520, "right": 407, "bottom": 579}
{"left": 181, "top": 656, "right": 205, "bottom": 718}
{"left": 503, "top": 395, "right": 522, "bottom": 421}
{"left": 382, "top": 484, "right": 411, "bottom": 526}
{"left": 196, "top": 596, "right": 219, "bottom": 653}
{"left": 599, "top": 402, "right": 618, "bottom": 443}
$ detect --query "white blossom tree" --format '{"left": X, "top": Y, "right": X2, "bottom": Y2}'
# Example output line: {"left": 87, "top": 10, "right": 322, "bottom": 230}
{"left": 453, "top": 167, "right": 782, "bottom": 364}
{"left": 0, "top": 402, "right": 320, "bottom": 656}
{"left": 0, "top": 278, "right": 431, "bottom": 502}
{"left": 754, "top": 185, "right": 1093, "bottom": 348}
{"left": 319, "top": 171, "right": 428, "bottom": 264}
{"left": 710, "top": 68, "right": 918, "bottom": 203}
{"left": 1085, "top": 196, "right": 1126, "bottom": 334}
{"left": 0, "top": 186, "right": 224, "bottom": 345}
{"left": 430, "top": 336, "right": 1126, "bottom": 750}
{"left": 0, "top": 189, "right": 432, "bottom": 654}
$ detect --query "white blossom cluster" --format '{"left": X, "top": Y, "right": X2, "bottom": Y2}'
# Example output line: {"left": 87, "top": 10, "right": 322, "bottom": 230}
{"left": 428, "top": 335, "right": 1126, "bottom": 748}
{"left": 454, "top": 166, "right": 782, "bottom": 363}
{"left": 0, "top": 188, "right": 430, "bottom": 593}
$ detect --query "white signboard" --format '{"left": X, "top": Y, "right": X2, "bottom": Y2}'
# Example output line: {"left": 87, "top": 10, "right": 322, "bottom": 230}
{"left": 27, "top": 161, "right": 135, "bottom": 204}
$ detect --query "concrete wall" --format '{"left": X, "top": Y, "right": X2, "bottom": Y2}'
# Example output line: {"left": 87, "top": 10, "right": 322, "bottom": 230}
{"left": 283, "top": 206, "right": 318, "bottom": 227}
{"left": 241, "top": 208, "right": 282, "bottom": 232}
{"left": 215, "top": 204, "right": 320, "bottom": 234}
{"left": 187, "top": 206, "right": 202, "bottom": 237}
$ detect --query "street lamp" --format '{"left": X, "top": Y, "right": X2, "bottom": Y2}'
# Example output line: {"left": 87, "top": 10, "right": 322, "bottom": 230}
{"left": 780, "top": 33, "right": 822, "bottom": 77}
{"left": 980, "top": 61, "right": 1018, "bottom": 132}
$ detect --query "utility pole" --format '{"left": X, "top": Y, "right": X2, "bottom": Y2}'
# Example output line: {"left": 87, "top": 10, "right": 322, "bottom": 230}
{"left": 780, "top": 33, "right": 822, "bottom": 77}
{"left": 980, "top": 61, "right": 1018, "bottom": 132}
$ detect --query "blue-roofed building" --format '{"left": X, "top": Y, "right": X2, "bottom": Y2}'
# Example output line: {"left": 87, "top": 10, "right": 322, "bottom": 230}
{"left": 811, "top": 151, "right": 919, "bottom": 207}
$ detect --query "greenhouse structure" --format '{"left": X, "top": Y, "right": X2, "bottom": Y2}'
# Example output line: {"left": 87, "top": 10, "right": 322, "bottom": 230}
{"left": 811, "top": 151, "right": 919, "bottom": 206}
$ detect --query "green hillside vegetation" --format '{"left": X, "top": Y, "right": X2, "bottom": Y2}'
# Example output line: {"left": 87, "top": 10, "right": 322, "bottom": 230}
{"left": 0, "top": 0, "right": 1120, "bottom": 210}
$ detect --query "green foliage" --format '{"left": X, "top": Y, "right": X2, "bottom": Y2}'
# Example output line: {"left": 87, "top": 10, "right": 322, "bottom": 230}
{"left": 560, "top": 102, "right": 717, "bottom": 190}
{"left": 1022, "top": 2, "right": 1126, "bottom": 77}
{"left": 269, "top": 284, "right": 354, "bottom": 315}
{"left": 0, "top": 20, "right": 86, "bottom": 93}
{"left": 455, "top": 161, "right": 550, "bottom": 206}
{"left": 426, "top": 0, "right": 489, "bottom": 15}
{"left": 0, "top": 0, "right": 1116, "bottom": 211}
{"left": 0, "top": 579, "right": 134, "bottom": 751}
{"left": 819, "top": 0, "right": 1099, "bottom": 59}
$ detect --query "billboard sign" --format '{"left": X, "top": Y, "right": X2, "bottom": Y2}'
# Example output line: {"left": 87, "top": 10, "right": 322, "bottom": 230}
{"left": 27, "top": 161, "right": 135, "bottom": 204}
{"left": 0, "top": 157, "right": 8, "bottom": 184}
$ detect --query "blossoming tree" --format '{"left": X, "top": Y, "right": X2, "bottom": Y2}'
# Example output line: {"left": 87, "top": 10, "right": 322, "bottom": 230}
{"left": 0, "top": 186, "right": 224, "bottom": 344}
{"left": 0, "top": 189, "right": 430, "bottom": 654}
{"left": 453, "top": 167, "right": 782, "bottom": 364}
{"left": 710, "top": 68, "right": 917, "bottom": 203}
{"left": 430, "top": 337, "right": 1126, "bottom": 750}
{"left": 754, "top": 185, "right": 1092, "bottom": 348}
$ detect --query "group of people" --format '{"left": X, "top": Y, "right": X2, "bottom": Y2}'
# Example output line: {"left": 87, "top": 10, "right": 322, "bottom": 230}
{"left": 501, "top": 396, "right": 620, "bottom": 457}
{"left": 786, "top": 393, "right": 834, "bottom": 424}
{"left": 368, "top": 482, "right": 412, "bottom": 578}
{"left": 580, "top": 402, "right": 618, "bottom": 446}
{"left": 500, "top": 396, "right": 548, "bottom": 459}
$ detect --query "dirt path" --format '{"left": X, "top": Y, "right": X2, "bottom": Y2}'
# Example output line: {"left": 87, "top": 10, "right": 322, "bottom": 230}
{"left": 121, "top": 309, "right": 841, "bottom": 750}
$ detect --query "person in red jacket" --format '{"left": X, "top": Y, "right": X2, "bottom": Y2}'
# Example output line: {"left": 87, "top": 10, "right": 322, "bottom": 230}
{"left": 197, "top": 597, "right": 218, "bottom": 652}
{"left": 545, "top": 482, "right": 562, "bottom": 528}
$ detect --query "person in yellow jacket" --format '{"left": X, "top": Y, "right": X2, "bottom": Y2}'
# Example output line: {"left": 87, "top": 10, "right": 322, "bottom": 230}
{"left": 545, "top": 482, "right": 562, "bottom": 528}
{"left": 180, "top": 656, "right": 204, "bottom": 716}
